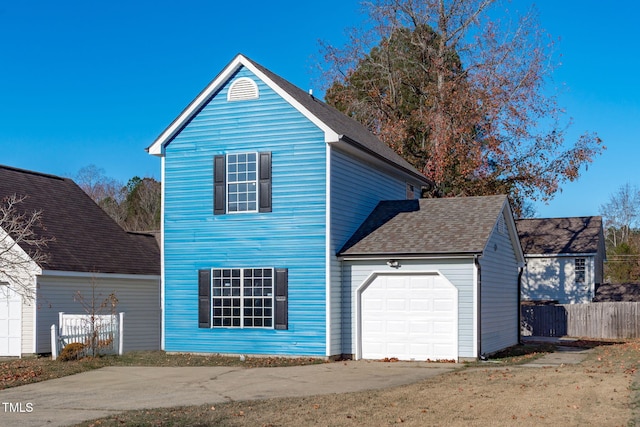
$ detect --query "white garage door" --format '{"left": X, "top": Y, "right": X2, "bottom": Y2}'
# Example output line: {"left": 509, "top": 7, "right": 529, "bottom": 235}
{"left": 360, "top": 274, "right": 457, "bottom": 361}
{"left": 0, "top": 284, "right": 22, "bottom": 357}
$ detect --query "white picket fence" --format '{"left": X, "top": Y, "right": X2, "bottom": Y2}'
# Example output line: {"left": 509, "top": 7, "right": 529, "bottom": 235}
{"left": 51, "top": 312, "right": 124, "bottom": 360}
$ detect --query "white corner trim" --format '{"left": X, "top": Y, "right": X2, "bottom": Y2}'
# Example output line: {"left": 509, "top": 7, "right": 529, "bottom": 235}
{"left": 472, "top": 259, "right": 479, "bottom": 358}
{"left": 325, "top": 143, "right": 332, "bottom": 357}
{"left": 31, "top": 275, "right": 38, "bottom": 353}
{"left": 160, "top": 156, "right": 166, "bottom": 351}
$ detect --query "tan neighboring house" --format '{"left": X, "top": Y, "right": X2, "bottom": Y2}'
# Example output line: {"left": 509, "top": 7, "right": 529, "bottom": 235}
{"left": 517, "top": 217, "right": 606, "bottom": 304}
{"left": 0, "top": 165, "right": 160, "bottom": 357}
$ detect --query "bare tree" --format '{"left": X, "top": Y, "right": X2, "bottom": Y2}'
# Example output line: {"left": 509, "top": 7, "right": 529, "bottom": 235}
{"left": 73, "top": 280, "right": 119, "bottom": 358}
{"left": 320, "top": 0, "right": 604, "bottom": 214}
{"left": 75, "top": 164, "right": 124, "bottom": 203}
{"left": 0, "top": 194, "right": 52, "bottom": 299}
{"left": 600, "top": 183, "right": 640, "bottom": 248}
{"left": 74, "top": 164, "right": 127, "bottom": 224}
{"left": 74, "top": 166, "right": 160, "bottom": 232}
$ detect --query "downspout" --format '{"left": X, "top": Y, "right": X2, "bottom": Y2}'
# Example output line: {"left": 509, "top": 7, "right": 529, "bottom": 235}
{"left": 474, "top": 255, "right": 483, "bottom": 360}
{"left": 517, "top": 265, "right": 524, "bottom": 345}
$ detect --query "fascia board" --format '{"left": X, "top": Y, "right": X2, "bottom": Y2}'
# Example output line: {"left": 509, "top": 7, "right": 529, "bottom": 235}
{"left": 147, "top": 55, "right": 245, "bottom": 156}
{"left": 240, "top": 57, "right": 340, "bottom": 143}
{"left": 147, "top": 55, "right": 340, "bottom": 156}
{"left": 0, "top": 226, "right": 42, "bottom": 276}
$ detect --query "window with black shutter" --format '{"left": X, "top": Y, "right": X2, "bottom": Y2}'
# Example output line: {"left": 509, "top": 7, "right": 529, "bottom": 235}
{"left": 200, "top": 267, "right": 287, "bottom": 329}
{"left": 198, "top": 269, "right": 212, "bottom": 328}
{"left": 213, "top": 152, "right": 271, "bottom": 215}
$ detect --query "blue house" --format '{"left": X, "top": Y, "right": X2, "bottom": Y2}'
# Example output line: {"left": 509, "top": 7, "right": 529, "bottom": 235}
{"left": 147, "top": 54, "right": 524, "bottom": 361}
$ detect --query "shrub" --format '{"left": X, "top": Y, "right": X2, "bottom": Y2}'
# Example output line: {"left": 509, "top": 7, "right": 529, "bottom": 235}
{"left": 59, "top": 342, "right": 86, "bottom": 361}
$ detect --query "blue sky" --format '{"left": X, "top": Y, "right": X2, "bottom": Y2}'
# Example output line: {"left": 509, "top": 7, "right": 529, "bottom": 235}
{"left": 0, "top": 1, "right": 637, "bottom": 218}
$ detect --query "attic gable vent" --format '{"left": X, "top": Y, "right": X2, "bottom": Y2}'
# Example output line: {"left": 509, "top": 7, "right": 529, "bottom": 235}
{"left": 227, "top": 77, "right": 259, "bottom": 101}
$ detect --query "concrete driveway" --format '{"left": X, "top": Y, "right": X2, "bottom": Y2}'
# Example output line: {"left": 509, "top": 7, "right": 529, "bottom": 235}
{"left": 0, "top": 360, "right": 455, "bottom": 427}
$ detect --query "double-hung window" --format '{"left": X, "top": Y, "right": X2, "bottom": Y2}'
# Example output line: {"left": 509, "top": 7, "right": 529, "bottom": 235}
{"left": 227, "top": 153, "right": 257, "bottom": 213}
{"left": 211, "top": 268, "right": 273, "bottom": 327}
{"left": 214, "top": 152, "right": 271, "bottom": 215}
{"left": 198, "top": 267, "right": 288, "bottom": 330}
{"left": 575, "top": 258, "right": 586, "bottom": 284}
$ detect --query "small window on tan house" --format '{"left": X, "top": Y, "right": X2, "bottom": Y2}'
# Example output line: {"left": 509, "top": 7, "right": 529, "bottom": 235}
{"left": 575, "top": 258, "right": 586, "bottom": 284}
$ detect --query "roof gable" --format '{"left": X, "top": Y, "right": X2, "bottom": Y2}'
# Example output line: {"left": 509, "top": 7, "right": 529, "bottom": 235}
{"left": 147, "top": 54, "right": 430, "bottom": 185}
{"left": 0, "top": 165, "right": 159, "bottom": 275}
{"left": 339, "top": 195, "right": 510, "bottom": 256}
{"left": 516, "top": 216, "right": 603, "bottom": 255}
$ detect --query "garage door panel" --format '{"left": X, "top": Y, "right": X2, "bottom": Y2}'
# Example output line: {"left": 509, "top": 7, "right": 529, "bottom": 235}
{"left": 360, "top": 274, "right": 457, "bottom": 361}
{"left": 410, "top": 320, "right": 431, "bottom": 332}
{"left": 411, "top": 343, "right": 430, "bottom": 355}
{"left": 366, "top": 298, "right": 384, "bottom": 310}
{"left": 386, "top": 277, "right": 406, "bottom": 289}
{"left": 410, "top": 299, "right": 432, "bottom": 311}
{"left": 387, "top": 299, "right": 407, "bottom": 311}
{"left": 386, "top": 321, "right": 407, "bottom": 333}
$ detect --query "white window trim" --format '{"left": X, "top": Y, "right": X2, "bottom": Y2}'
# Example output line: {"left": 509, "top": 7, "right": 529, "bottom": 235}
{"left": 226, "top": 152, "right": 259, "bottom": 214}
{"left": 575, "top": 257, "right": 586, "bottom": 284}
{"left": 211, "top": 267, "right": 275, "bottom": 329}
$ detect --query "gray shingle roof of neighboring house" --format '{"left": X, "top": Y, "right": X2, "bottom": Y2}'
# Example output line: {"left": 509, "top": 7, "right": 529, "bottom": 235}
{"left": 0, "top": 165, "right": 160, "bottom": 275}
{"left": 516, "top": 216, "right": 603, "bottom": 255}
{"left": 338, "top": 195, "right": 509, "bottom": 256}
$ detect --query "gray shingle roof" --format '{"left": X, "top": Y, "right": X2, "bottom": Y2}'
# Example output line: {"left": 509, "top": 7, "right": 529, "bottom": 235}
{"left": 0, "top": 165, "right": 160, "bottom": 275}
{"left": 339, "top": 195, "right": 508, "bottom": 256}
{"left": 516, "top": 216, "right": 603, "bottom": 255}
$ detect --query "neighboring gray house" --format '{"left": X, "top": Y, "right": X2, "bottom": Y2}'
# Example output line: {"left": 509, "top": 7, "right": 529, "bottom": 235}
{"left": 338, "top": 195, "right": 524, "bottom": 361}
{"left": 517, "top": 216, "right": 605, "bottom": 304}
{"left": 0, "top": 165, "right": 161, "bottom": 357}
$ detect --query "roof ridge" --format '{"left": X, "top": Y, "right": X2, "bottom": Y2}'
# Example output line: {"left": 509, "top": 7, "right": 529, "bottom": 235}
{"left": 0, "top": 164, "right": 66, "bottom": 181}
{"left": 517, "top": 215, "right": 601, "bottom": 221}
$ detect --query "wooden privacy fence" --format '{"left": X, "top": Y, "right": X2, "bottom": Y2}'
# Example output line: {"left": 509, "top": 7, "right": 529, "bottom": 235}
{"left": 521, "top": 302, "right": 640, "bottom": 339}
{"left": 51, "top": 312, "right": 124, "bottom": 360}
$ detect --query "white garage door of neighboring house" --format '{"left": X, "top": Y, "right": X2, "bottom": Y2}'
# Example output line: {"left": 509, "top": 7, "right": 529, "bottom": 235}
{"left": 359, "top": 273, "right": 458, "bottom": 361}
{"left": 0, "top": 284, "right": 21, "bottom": 357}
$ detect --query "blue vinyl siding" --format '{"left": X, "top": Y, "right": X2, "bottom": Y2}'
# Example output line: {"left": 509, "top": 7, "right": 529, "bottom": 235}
{"left": 163, "top": 67, "right": 327, "bottom": 356}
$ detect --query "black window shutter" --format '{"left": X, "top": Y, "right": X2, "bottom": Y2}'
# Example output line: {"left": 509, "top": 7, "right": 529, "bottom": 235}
{"left": 214, "top": 155, "right": 226, "bottom": 215}
{"left": 259, "top": 152, "right": 272, "bottom": 213}
{"left": 274, "top": 268, "right": 288, "bottom": 330}
{"left": 198, "top": 269, "right": 211, "bottom": 328}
